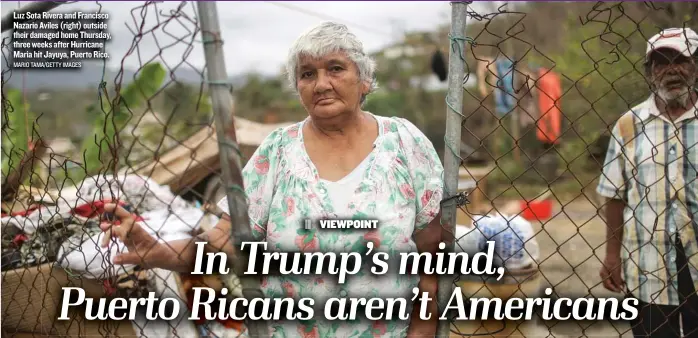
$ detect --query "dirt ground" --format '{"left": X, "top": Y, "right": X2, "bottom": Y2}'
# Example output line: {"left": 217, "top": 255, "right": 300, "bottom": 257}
{"left": 450, "top": 197, "right": 635, "bottom": 337}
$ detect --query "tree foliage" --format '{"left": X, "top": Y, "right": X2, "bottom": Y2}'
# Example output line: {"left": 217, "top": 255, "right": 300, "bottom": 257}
{"left": 81, "top": 62, "right": 167, "bottom": 175}
{"left": 1, "top": 89, "right": 36, "bottom": 184}
{"left": 5, "top": 1, "right": 696, "bottom": 196}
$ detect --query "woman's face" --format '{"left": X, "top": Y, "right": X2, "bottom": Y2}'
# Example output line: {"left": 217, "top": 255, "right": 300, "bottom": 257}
{"left": 296, "top": 51, "right": 369, "bottom": 120}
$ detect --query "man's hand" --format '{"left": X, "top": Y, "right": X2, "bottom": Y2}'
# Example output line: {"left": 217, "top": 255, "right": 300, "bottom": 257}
{"left": 100, "top": 203, "right": 164, "bottom": 268}
{"left": 600, "top": 255, "right": 625, "bottom": 293}
{"left": 601, "top": 198, "right": 626, "bottom": 293}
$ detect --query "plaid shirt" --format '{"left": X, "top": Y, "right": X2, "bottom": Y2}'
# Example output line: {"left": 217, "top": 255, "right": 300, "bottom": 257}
{"left": 597, "top": 95, "right": 698, "bottom": 306}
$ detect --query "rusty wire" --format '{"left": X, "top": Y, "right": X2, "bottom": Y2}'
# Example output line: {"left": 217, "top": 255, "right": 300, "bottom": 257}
{"left": 448, "top": 1, "right": 697, "bottom": 337}
{"left": 1, "top": 1, "right": 697, "bottom": 338}
{"left": 1, "top": 1, "right": 247, "bottom": 337}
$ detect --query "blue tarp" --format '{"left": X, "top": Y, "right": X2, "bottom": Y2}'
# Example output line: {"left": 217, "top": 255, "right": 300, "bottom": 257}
{"left": 494, "top": 59, "right": 516, "bottom": 116}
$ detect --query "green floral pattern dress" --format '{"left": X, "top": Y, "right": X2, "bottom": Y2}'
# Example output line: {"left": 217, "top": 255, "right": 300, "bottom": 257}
{"left": 217, "top": 114, "right": 444, "bottom": 338}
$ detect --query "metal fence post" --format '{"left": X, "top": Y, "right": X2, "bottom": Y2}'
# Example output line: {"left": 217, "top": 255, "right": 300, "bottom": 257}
{"left": 437, "top": 2, "right": 467, "bottom": 338}
{"left": 196, "top": 2, "right": 269, "bottom": 337}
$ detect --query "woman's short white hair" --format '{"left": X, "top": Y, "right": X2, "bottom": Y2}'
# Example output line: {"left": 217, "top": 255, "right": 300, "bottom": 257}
{"left": 285, "top": 21, "right": 378, "bottom": 103}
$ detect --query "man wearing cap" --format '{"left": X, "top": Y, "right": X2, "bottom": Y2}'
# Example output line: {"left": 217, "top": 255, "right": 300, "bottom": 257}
{"left": 597, "top": 27, "right": 698, "bottom": 337}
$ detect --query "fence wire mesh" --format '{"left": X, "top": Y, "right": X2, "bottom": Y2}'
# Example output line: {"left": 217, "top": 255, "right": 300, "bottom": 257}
{"left": 446, "top": 1, "right": 698, "bottom": 337}
{"left": 1, "top": 1, "right": 697, "bottom": 338}
{"left": 1, "top": 1, "right": 250, "bottom": 337}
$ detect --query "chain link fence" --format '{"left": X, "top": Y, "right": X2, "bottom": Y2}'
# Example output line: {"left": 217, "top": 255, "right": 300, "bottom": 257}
{"left": 1, "top": 1, "right": 258, "bottom": 337}
{"left": 2, "top": 1, "right": 697, "bottom": 338}
{"left": 444, "top": 1, "right": 698, "bottom": 337}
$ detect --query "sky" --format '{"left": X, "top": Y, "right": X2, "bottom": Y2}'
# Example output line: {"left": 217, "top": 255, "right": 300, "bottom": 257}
{"left": 1, "top": 1, "right": 465, "bottom": 76}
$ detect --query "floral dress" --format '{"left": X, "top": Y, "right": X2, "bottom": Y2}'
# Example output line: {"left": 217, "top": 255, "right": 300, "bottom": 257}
{"left": 217, "top": 113, "right": 444, "bottom": 338}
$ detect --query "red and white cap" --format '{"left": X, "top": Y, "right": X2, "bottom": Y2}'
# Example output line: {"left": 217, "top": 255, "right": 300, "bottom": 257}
{"left": 646, "top": 27, "right": 698, "bottom": 60}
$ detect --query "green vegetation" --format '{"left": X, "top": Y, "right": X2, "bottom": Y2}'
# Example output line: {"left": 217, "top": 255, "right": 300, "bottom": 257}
{"left": 2, "top": 2, "right": 695, "bottom": 201}
{"left": 81, "top": 62, "right": 167, "bottom": 176}
{"left": 1, "top": 89, "right": 37, "bottom": 184}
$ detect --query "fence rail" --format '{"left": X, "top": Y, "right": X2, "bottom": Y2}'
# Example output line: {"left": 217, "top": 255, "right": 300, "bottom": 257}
{"left": 2, "top": 1, "right": 697, "bottom": 337}
{"left": 436, "top": 3, "right": 467, "bottom": 337}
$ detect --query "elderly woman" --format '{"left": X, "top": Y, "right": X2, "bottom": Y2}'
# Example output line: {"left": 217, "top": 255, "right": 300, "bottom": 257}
{"left": 101, "top": 21, "right": 444, "bottom": 337}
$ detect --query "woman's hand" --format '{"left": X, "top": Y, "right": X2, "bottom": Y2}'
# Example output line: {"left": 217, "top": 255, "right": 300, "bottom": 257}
{"left": 99, "top": 203, "right": 234, "bottom": 273}
{"left": 407, "top": 213, "right": 442, "bottom": 338}
{"left": 100, "top": 203, "right": 165, "bottom": 268}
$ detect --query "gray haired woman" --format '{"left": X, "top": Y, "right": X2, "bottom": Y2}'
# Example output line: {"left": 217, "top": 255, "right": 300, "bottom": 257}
{"left": 101, "top": 21, "right": 444, "bottom": 337}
